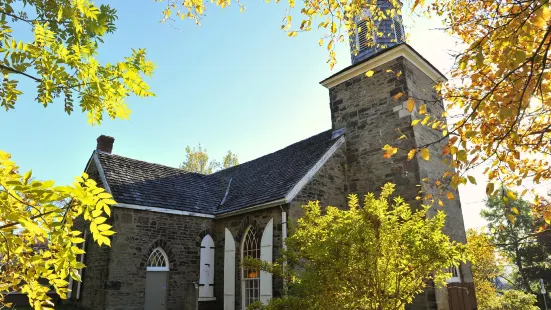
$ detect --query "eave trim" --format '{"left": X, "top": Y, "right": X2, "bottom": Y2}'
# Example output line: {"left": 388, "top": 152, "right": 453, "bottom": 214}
{"left": 215, "top": 199, "right": 286, "bottom": 219}
{"left": 285, "top": 135, "right": 345, "bottom": 202}
{"left": 320, "top": 44, "right": 447, "bottom": 89}
{"left": 115, "top": 203, "right": 215, "bottom": 219}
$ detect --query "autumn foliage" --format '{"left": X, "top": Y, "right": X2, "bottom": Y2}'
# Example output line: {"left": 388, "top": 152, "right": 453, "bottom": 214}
{"left": 244, "top": 183, "right": 465, "bottom": 310}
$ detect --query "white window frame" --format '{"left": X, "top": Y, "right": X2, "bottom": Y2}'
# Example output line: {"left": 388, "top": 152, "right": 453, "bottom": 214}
{"left": 241, "top": 226, "right": 260, "bottom": 310}
{"left": 446, "top": 266, "right": 461, "bottom": 283}
{"left": 147, "top": 247, "right": 170, "bottom": 272}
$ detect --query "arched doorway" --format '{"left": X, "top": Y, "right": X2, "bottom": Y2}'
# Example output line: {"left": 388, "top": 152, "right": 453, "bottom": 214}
{"left": 145, "top": 247, "right": 169, "bottom": 310}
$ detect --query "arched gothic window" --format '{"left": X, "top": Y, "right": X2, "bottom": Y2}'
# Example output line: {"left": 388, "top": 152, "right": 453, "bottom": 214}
{"left": 241, "top": 227, "right": 260, "bottom": 309}
{"left": 147, "top": 247, "right": 169, "bottom": 271}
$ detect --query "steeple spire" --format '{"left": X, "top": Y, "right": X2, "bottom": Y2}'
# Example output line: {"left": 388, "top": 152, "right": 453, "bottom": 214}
{"left": 350, "top": 0, "right": 405, "bottom": 64}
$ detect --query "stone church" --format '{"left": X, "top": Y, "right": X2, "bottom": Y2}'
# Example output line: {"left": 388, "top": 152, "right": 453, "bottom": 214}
{"left": 69, "top": 5, "right": 476, "bottom": 310}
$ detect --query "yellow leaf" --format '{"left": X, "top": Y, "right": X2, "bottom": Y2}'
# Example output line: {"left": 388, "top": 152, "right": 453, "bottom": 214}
{"left": 412, "top": 0, "right": 424, "bottom": 10}
{"left": 393, "top": 92, "right": 404, "bottom": 100}
{"left": 457, "top": 150, "right": 467, "bottom": 162}
{"left": 382, "top": 144, "right": 398, "bottom": 159}
{"left": 94, "top": 217, "right": 107, "bottom": 224}
{"left": 97, "top": 224, "right": 112, "bottom": 231}
{"left": 421, "top": 148, "right": 430, "bottom": 161}
{"left": 412, "top": 119, "right": 420, "bottom": 126}
{"left": 419, "top": 104, "right": 427, "bottom": 115}
{"left": 407, "top": 149, "right": 416, "bottom": 160}
{"left": 365, "top": 70, "right": 374, "bottom": 77}
{"left": 508, "top": 214, "right": 516, "bottom": 224}
{"left": 71, "top": 237, "right": 85, "bottom": 244}
{"left": 511, "top": 207, "right": 519, "bottom": 215}
{"left": 447, "top": 192, "right": 455, "bottom": 200}
{"left": 438, "top": 200, "right": 444, "bottom": 207}
{"left": 421, "top": 115, "right": 430, "bottom": 125}
{"left": 407, "top": 98, "right": 415, "bottom": 112}
{"left": 506, "top": 190, "right": 517, "bottom": 201}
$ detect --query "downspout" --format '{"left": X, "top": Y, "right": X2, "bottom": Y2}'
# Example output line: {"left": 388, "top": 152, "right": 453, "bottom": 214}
{"left": 280, "top": 206, "right": 288, "bottom": 293}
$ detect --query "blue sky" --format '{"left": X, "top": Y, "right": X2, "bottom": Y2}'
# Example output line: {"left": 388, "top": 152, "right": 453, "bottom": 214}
{"left": 1, "top": 0, "right": 496, "bottom": 228}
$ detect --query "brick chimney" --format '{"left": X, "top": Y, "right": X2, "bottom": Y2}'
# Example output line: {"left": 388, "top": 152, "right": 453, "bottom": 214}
{"left": 96, "top": 135, "right": 115, "bottom": 154}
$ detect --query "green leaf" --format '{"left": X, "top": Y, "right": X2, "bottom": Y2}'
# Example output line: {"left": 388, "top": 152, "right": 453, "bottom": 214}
{"left": 486, "top": 183, "right": 495, "bottom": 195}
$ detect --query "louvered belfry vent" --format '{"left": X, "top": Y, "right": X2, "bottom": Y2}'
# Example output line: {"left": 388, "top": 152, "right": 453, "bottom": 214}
{"left": 350, "top": 0, "right": 405, "bottom": 64}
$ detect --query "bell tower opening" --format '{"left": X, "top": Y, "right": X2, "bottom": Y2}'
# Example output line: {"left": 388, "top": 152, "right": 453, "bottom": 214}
{"left": 349, "top": 0, "right": 405, "bottom": 64}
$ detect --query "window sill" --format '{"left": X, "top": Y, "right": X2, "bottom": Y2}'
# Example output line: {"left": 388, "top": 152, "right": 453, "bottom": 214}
{"left": 198, "top": 297, "right": 216, "bottom": 302}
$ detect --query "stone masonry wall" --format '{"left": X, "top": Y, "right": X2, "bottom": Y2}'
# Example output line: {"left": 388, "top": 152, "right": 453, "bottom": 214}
{"left": 327, "top": 55, "right": 475, "bottom": 309}
{"left": 405, "top": 59, "right": 473, "bottom": 283}
{"left": 71, "top": 157, "right": 111, "bottom": 310}
{"left": 289, "top": 145, "right": 348, "bottom": 221}
{"left": 104, "top": 207, "right": 214, "bottom": 310}
{"left": 213, "top": 207, "right": 284, "bottom": 310}
{"left": 329, "top": 56, "right": 421, "bottom": 204}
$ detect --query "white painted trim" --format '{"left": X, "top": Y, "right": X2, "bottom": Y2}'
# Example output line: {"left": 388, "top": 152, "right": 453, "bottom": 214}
{"left": 445, "top": 266, "right": 461, "bottom": 283}
{"left": 115, "top": 203, "right": 215, "bottom": 219}
{"left": 67, "top": 276, "right": 73, "bottom": 299}
{"left": 93, "top": 152, "right": 112, "bottom": 194}
{"left": 216, "top": 199, "right": 286, "bottom": 219}
{"left": 320, "top": 44, "right": 447, "bottom": 89}
{"left": 260, "top": 219, "right": 273, "bottom": 304}
{"left": 146, "top": 266, "right": 170, "bottom": 272}
{"left": 147, "top": 247, "right": 170, "bottom": 271}
{"left": 285, "top": 136, "right": 345, "bottom": 202}
{"left": 198, "top": 297, "right": 217, "bottom": 302}
{"left": 281, "top": 210, "right": 287, "bottom": 290}
{"left": 224, "top": 228, "right": 236, "bottom": 310}
{"left": 76, "top": 230, "right": 87, "bottom": 300}
{"left": 281, "top": 211, "right": 287, "bottom": 251}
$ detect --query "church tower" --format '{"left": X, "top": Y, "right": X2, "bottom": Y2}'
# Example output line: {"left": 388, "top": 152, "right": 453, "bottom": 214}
{"left": 349, "top": 0, "right": 405, "bottom": 64}
{"left": 321, "top": 3, "right": 477, "bottom": 310}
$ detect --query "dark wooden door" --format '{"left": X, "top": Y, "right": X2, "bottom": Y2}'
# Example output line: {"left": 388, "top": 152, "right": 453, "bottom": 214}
{"left": 448, "top": 283, "right": 477, "bottom": 310}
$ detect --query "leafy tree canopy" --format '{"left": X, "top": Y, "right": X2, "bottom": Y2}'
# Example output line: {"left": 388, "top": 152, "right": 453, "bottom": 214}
{"left": 0, "top": 0, "right": 154, "bottom": 125}
{"left": 1, "top": 0, "right": 154, "bottom": 308}
{"left": 0, "top": 155, "right": 116, "bottom": 309}
{"left": 245, "top": 183, "right": 465, "bottom": 310}
{"left": 467, "top": 229, "right": 540, "bottom": 310}
{"left": 481, "top": 189, "right": 551, "bottom": 297}
{"left": 180, "top": 145, "right": 239, "bottom": 174}
{"left": 466, "top": 229, "right": 503, "bottom": 309}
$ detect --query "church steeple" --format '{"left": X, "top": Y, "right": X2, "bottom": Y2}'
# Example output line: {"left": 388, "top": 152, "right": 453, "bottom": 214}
{"left": 350, "top": 0, "right": 405, "bottom": 64}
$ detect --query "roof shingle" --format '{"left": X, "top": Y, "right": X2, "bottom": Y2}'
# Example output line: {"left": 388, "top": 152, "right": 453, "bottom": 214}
{"left": 94, "top": 129, "right": 340, "bottom": 215}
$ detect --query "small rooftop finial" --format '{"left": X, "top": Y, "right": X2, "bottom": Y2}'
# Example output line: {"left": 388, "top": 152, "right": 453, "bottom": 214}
{"left": 350, "top": 0, "right": 405, "bottom": 64}
{"left": 96, "top": 135, "right": 115, "bottom": 154}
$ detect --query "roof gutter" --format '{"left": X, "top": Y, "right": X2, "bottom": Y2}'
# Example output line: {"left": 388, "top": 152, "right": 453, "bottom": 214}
{"left": 116, "top": 203, "right": 215, "bottom": 219}
{"left": 215, "top": 198, "right": 287, "bottom": 219}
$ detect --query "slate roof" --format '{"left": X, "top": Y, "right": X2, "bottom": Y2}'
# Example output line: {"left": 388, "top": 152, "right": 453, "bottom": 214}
{"left": 93, "top": 129, "right": 342, "bottom": 215}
